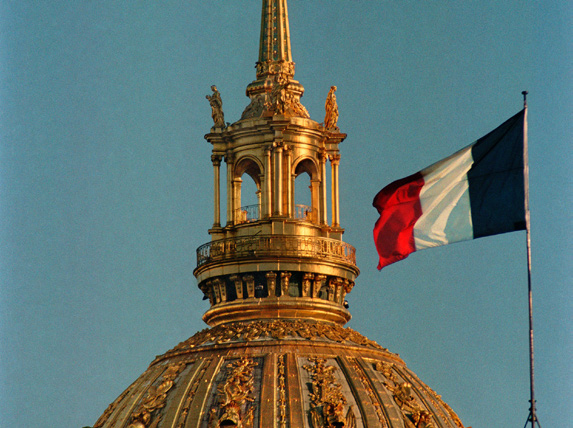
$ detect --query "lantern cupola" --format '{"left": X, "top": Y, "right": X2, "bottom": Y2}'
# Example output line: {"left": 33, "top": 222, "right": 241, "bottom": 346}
{"left": 196, "top": 0, "right": 357, "bottom": 327}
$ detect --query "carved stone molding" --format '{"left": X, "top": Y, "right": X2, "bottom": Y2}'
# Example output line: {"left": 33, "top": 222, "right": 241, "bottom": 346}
{"left": 312, "top": 274, "right": 327, "bottom": 298}
{"left": 224, "top": 151, "right": 235, "bottom": 164}
{"left": 280, "top": 272, "right": 292, "bottom": 296}
{"left": 256, "top": 60, "right": 295, "bottom": 79}
{"left": 230, "top": 275, "right": 244, "bottom": 300}
{"left": 241, "top": 94, "right": 266, "bottom": 120}
{"left": 244, "top": 275, "right": 256, "bottom": 298}
{"left": 302, "top": 273, "right": 314, "bottom": 297}
{"left": 214, "top": 278, "right": 227, "bottom": 303}
{"left": 327, "top": 278, "right": 337, "bottom": 302}
{"left": 199, "top": 272, "right": 354, "bottom": 306}
{"left": 241, "top": 72, "right": 310, "bottom": 120}
{"left": 266, "top": 271, "right": 277, "bottom": 297}
{"left": 328, "top": 153, "right": 341, "bottom": 165}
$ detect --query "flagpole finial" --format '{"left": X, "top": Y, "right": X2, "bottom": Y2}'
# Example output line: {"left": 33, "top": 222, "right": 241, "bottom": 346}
{"left": 522, "top": 90, "right": 528, "bottom": 108}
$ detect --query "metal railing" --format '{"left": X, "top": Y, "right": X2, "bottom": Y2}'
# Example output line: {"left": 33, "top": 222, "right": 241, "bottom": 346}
{"left": 235, "top": 204, "right": 317, "bottom": 225}
{"left": 196, "top": 235, "right": 357, "bottom": 268}
{"left": 294, "top": 204, "right": 316, "bottom": 222}
{"left": 235, "top": 204, "right": 260, "bottom": 224}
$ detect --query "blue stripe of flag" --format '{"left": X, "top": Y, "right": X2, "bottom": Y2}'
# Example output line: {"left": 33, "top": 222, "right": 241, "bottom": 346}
{"left": 468, "top": 109, "right": 526, "bottom": 238}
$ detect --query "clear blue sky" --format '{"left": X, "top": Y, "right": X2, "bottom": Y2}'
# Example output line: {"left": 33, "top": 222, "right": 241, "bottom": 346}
{"left": 1, "top": 1, "right": 570, "bottom": 427}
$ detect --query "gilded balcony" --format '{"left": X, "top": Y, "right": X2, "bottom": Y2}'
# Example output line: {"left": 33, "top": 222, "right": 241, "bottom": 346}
{"left": 196, "top": 234, "right": 356, "bottom": 268}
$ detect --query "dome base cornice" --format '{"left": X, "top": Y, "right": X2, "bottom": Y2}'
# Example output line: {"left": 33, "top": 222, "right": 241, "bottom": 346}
{"left": 202, "top": 296, "right": 352, "bottom": 327}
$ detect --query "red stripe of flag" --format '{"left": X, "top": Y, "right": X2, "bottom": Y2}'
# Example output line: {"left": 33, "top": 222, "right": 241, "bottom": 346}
{"left": 373, "top": 172, "right": 425, "bottom": 270}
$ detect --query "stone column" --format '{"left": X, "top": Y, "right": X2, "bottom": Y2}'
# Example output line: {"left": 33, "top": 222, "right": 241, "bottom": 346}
{"left": 211, "top": 155, "right": 222, "bottom": 228}
{"left": 319, "top": 151, "right": 328, "bottom": 225}
{"left": 233, "top": 176, "right": 242, "bottom": 223}
{"left": 285, "top": 145, "right": 293, "bottom": 217}
{"left": 225, "top": 152, "right": 235, "bottom": 226}
{"left": 310, "top": 179, "right": 320, "bottom": 223}
{"left": 264, "top": 147, "right": 272, "bottom": 218}
{"left": 273, "top": 142, "right": 284, "bottom": 216}
{"left": 256, "top": 189, "right": 262, "bottom": 220}
{"left": 330, "top": 153, "right": 341, "bottom": 227}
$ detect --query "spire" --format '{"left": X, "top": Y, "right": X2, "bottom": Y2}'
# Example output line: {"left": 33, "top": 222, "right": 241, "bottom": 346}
{"left": 241, "top": 0, "right": 309, "bottom": 120}
{"left": 257, "top": 0, "right": 293, "bottom": 79}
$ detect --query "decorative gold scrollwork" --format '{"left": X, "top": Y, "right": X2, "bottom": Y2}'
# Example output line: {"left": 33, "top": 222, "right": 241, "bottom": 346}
{"left": 208, "top": 357, "right": 258, "bottom": 428}
{"left": 302, "top": 357, "right": 356, "bottom": 428}
{"left": 375, "top": 362, "right": 436, "bottom": 428}
{"left": 156, "top": 320, "right": 387, "bottom": 364}
{"left": 196, "top": 235, "right": 357, "bottom": 268}
{"left": 128, "top": 362, "right": 187, "bottom": 428}
{"left": 277, "top": 355, "right": 287, "bottom": 428}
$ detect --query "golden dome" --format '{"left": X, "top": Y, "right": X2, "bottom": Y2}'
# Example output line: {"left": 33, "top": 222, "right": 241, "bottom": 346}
{"left": 93, "top": 1, "right": 467, "bottom": 427}
{"left": 94, "top": 319, "right": 464, "bottom": 428}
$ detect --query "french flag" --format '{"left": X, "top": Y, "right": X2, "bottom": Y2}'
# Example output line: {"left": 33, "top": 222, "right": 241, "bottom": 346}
{"left": 373, "top": 109, "right": 526, "bottom": 270}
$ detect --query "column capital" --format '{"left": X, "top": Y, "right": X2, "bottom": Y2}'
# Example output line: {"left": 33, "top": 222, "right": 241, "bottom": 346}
{"left": 225, "top": 151, "right": 235, "bottom": 163}
{"left": 329, "top": 153, "right": 341, "bottom": 164}
{"left": 211, "top": 154, "right": 222, "bottom": 166}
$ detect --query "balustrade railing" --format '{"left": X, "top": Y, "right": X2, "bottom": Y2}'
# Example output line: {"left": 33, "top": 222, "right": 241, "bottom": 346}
{"left": 235, "top": 204, "right": 260, "bottom": 224}
{"left": 294, "top": 204, "right": 316, "bottom": 222}
{"left": 235, "top": 204, "right": 317, "bottom": 224}
{"left": 196, "top": 235, "right": 357, "bottom": 267}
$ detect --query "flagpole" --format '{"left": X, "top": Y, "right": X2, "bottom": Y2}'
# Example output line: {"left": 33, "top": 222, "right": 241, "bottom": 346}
{"left": 521, "top": 91, "right": 540, "bottom": 428}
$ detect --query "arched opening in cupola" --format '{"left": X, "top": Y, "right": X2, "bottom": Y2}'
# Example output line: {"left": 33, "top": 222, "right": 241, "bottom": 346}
{"left": 293, "top": 158, "right": 319, "bottom": 223}
{"left": 234, "top": 157, "right": 262, "bottom": 224}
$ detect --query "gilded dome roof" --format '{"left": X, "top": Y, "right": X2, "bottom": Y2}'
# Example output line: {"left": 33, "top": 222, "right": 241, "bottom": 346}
{"left": 94, "top": 319, "right": 464, "bottom": 428}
